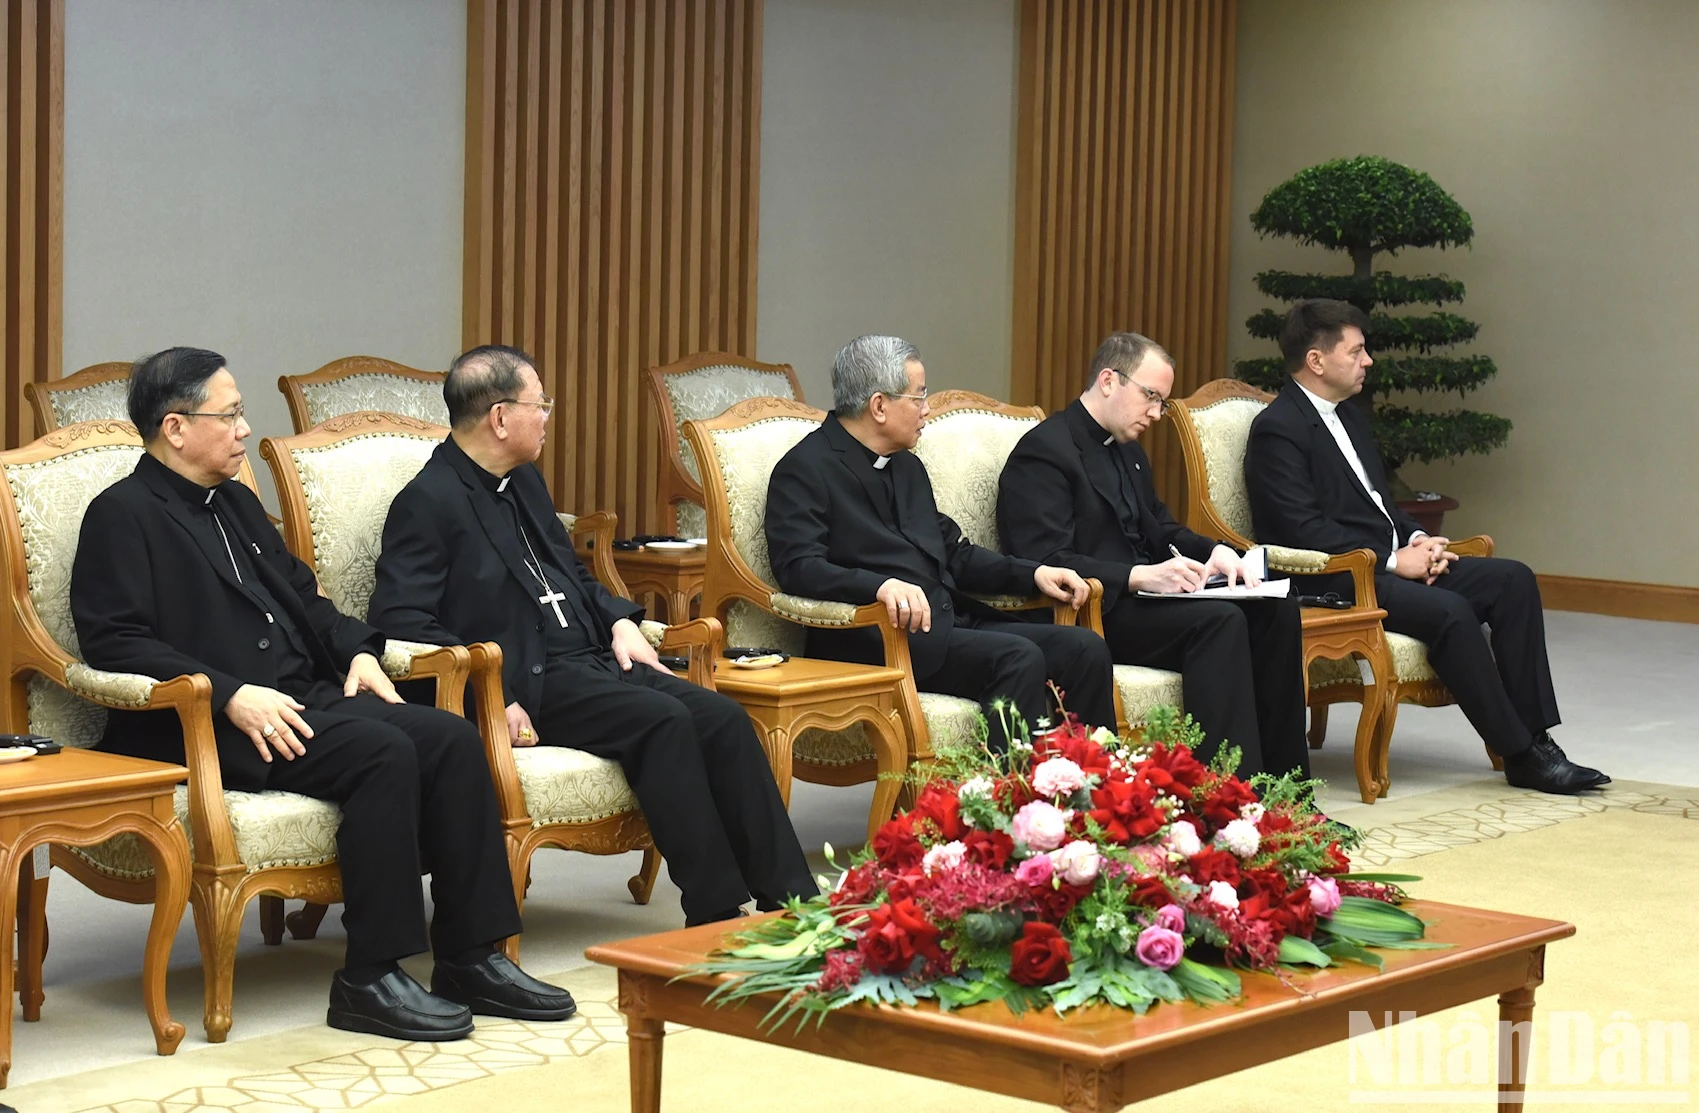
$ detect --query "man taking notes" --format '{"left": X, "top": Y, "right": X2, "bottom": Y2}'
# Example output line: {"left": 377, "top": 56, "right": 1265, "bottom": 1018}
{"left": 1244, "top": 299, "right": 1608, "bottom": 795}
{"left": 368, "top": 345, "right": 814, "bottom": 927}
{"left": 998, "top": 331, "right": 1308, "bottom": 777}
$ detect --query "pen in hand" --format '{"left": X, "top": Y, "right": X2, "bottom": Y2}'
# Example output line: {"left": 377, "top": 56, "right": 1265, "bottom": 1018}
{"left": 1169, "top": 544, "right": 1204, "bottom": 593}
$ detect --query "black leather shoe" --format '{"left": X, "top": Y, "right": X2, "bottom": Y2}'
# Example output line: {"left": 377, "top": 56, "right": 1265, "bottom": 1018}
{"left": 328, "top": 968, "right": 473, "bottom": 1041}
{"left": 431, "top": 953, "right": 576, "bottom": 1021}
{"left": 1502, "top": 740, "right": 1602, "bottom": 795}
{"left": 1538, "top": 736, "right": 1610, "bottom": 786}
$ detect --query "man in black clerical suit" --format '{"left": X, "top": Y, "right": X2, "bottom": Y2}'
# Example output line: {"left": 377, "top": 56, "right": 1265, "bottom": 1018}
{"left": 764, "top": 334, "right": 1116, "bottom": 751}
{"left": 1244, "top": 299, "right": 1610, "bottom": 795}
{"left": 71, "top": 348, "right": 573, "bottom": 1043}
{"left": 368, "top": 345, "right": 814, "bottom": 928}
{"left": 997, "top": 332, "right": 1308, "bottom": 778}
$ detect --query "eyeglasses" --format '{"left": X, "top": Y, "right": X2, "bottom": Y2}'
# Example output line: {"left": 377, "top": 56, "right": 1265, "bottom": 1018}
{"left": 882, "top": 388, "right": 928, "bottom": 405}
{"left": 1114, "top": 372, "right": 1169, "bottom": 415}
{"left": 495, "top": 394, "right": 556, "bottom": 417}
{"left": 172, "top": 404, "right": 246, "bottom": 426}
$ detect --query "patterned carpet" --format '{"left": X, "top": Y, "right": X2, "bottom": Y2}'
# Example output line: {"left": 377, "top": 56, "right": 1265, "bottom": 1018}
{"left": 8, "top": 779, "right": 1695, "bottom": 1113}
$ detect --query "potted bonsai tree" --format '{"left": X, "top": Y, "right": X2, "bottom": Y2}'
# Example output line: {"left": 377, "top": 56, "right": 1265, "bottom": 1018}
{"left": 1234, "top": 155, "right": 1510, "bottom": 534}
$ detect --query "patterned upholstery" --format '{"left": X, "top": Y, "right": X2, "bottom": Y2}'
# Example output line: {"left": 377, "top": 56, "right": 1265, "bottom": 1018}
{"left": 1187, "top": 397, "right": 1267, "bottom": 541}
{"left": 1308, "top": 631, "right": 1437, "bottom": 689}
{"left": 911, "top": 406, "right": 1039, "bottom": 551}
{"left": 1114, "top": 664, "right": 1187, "bottom": 727}
{"left": 285, "top": 432, "right": 440, "bottom": 618}
{"left": 511, "top": 747, "right": 641, "bottom": 826}
{"left": 299, "top": 374, "right": 449, "bottom": 428}
{"left": 45, "top": 380, "right": 131, "bottom": 427}
{"left": 67, "top": 786, "right": 340, "bottom": 880}
{"left": 663, "top": 366, "right": 798, "bottom": 538}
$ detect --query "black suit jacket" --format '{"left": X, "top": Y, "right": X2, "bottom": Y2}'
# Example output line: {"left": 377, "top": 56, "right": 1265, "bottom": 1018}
{"left": 70, "top": 453, "right": 385, "bottom": 792}
{"left": 998, "top": 400, "right": 1218, "bottom": 614}
{"left": 367, "top": 437, "right": 642, "bottom": 715}
{"left": 764, "top": 413, "right": 1039, "bottom": 677}
{"left": 1245, "top": 380, "right": 1425, "bottom": 568}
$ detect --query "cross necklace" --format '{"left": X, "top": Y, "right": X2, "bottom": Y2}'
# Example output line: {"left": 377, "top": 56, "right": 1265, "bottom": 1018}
{"left": 517, "top": 524, "right": 570, "bottom": 627}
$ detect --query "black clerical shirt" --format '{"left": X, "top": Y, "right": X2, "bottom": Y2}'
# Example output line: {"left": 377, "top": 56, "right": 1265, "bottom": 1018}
{"left": 1069, "top": 403, "right": 1152, "bottom": 562}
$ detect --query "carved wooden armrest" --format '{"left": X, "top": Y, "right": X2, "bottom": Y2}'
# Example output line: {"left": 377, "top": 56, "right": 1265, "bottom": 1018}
{"left": 970, "top": 583, "right": 1096, "bottom": 629}
{"left": 567, "top": 509, "right": 627, "bottom": 596}
{"left": 62, "top": 662, "right": 163, "bottom": 708}
{"left": 1447, "top": 534, "right": 1494, "bottom": 558}
{"left": 768, "top": 592, "right": 889, "bottom": 629}
{"left": 658, "top": 617, "right": 723, "bottom": 690}
{"left": 380, "top": 640, "right": 472, "bottom": 715}
{"left": 1264, "top": 545, "right": 1381, "bottom": 611}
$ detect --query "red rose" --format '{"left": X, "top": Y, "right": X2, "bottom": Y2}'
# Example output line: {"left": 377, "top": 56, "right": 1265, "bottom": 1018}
{"left": 1088, "top": 776, "right": 1165, "bottom": 844}
{"left": 828, "top": 862, "right": 884, "bottom": 908}
{"left": 1186, "top": 847, "right": 1243, "bottom": 887}
{"left": 857, "top": 897, "right": 943, "bottom": 974}
{"left": 871, "top": 815, "right": 924, "bottom": 870}
{"left": 1237, "top": 869, "right": 1316, "bottom": 940}
{"left": 961, "top": 829, "right": 1015, "bottom": 870}
{"left": 1029, "top": 880, "right": 1093, "bottom": 922}
{"left": 1127, "top": 873, "right": 1174, "bottom": 909}
{"left": 1008, "top": 921, "right": 1073, "bottom": 986}
{"left": 909, "top": 783, "right": 965, "bottom": 842}
{"left": 1199, "top": 777, "right": 1258, "bottom": 828}
{"left": 1034, "top": 729, "right": 1113, "bottom": 780}
{"left": 1141, "top": 742, "right": 1209, "bottom": 791}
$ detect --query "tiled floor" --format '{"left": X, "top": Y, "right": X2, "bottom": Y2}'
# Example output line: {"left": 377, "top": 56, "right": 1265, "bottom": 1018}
{"left": 7, "top": 609, "right": 1695, "bottom": 1090}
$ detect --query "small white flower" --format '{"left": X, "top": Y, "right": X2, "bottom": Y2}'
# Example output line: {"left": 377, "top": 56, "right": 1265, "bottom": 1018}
{"left": 1215, "top": 818, "right": 1261, "bottom": 859}
{"left": 1165, "top": 821, "right": 1202, "bottom": 858}
{"left": 1207, "top": 880, "right": 1240, "bottom": 910}
{"left": 1089, "top": 725, "right": 1120, "bottom": 747}
{"left": 957, "top": 775, "right": 995, "bottom": 801}
{"left": 922, "top": 840, "right": 967, "bottom": 876}
{"left": 1239, "top": 802, "right": 1265, "bottom": 823}
{"left": 1035, "top": 716, "right": 1053, "bottom": 730}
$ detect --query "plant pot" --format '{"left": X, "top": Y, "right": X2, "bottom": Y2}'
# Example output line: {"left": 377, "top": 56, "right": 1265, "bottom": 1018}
{"left": 1396, "top": 494, "right": 1459, "bottom": 537}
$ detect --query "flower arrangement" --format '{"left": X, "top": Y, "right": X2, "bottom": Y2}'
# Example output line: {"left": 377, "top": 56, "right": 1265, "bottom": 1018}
{"left": 691, "top": 707, "right": 1437, "bottom": 1029}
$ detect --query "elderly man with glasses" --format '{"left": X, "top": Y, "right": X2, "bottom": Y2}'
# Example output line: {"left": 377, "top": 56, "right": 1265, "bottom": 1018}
{"left": 764, "top": 334, "right": 1117, "bottom": 752}
{"left": 368, "top": 345, "right": 814, "bottom": 928}
{"left": 996, "top": 331, "right": 1310, "bottom": 779}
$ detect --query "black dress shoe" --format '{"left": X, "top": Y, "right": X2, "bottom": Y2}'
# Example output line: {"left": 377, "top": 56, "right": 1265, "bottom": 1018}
{"left": 1502, "top": 739, "right": 1602, "bottom": 795}
{"left": 431, "top": 953, "right": 576, "bottom": 1021}
{"left": 328, "top": 968, "right": 473, "bottom": 1041}
{"left": 1538, "top": 736, "right": 1610, "bottom": 786}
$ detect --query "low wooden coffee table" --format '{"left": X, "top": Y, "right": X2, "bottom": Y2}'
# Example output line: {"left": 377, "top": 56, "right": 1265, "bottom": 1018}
{"left": 588, "top": 901, "right": 1573, "bottom": 1113}
{"left": 0, "top": 748, "right": 190, "bottom": 1087}
{"left": 612, "top": 546, "right": 707, "bottom": 624}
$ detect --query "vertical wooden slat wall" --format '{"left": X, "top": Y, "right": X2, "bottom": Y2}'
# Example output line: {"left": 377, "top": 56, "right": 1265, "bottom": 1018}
{"left": 464, "top": 0, "right": 762, "bottom": 532}
{"left": 1012, "top": 0, "right": 1236, "bottom": 511}
{"left": 2, "top": 0, "right": 63, "bottom": 449}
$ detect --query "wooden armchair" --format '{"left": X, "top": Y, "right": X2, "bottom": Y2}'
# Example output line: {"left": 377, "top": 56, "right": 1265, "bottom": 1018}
{"left": 258, "top": 411, "right": 720, "bottom": 956}
{"left": 278, "top": 355, "right": 449, "bottom": 433}
{"left": 23, "top": 362, "right": 134, "bottom": 435}
{"left": 1169, "top": 379, "right": 1498, "bottom": 802}
{"left": 0, "top": 421, "right": 466, "bottom": 1043}
{"left": 912, "top": 390, "right": 1183, "bottom": 735}
{"left": 645, "top": 353, "right": 804, "bottom": 537}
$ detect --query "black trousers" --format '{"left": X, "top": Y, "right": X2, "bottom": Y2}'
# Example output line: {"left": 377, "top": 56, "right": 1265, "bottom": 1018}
{"left": 1101, "top": 595, "right": 1308, "bottom": 778}
{"left": 261, "top": 691, "right": 521, "bottom": 969}
{"left": 1368, "top": 557, "right": 1557, "bottom": 756}
{"left": 917, "top": 618, "right": 1117, "bottom": 750}
{"left": 531, "top": 655, "right": 815, "bottom": 923}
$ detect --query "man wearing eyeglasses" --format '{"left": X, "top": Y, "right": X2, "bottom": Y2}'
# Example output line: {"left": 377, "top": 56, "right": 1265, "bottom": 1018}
{"left": 70, "top": 347, "right": 574, "bottom": 1042}
{"left": 764, "top": 334, "right": 1117, "bottom": 752}
{"left": 369, "top": 345, "right": 814, "bottom": 929}
{"left": 996, "top": 331, "right": 1309, "bottom": 779}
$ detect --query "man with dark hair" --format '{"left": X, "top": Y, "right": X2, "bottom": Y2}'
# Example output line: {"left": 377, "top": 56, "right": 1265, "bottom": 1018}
{"left": 72, "top": 348, "right": 574, "bottom": 1041}
{"left": 997, "top": 332, "right": 1308, "bottom": 777}
{"left": 764, "top": 334, "right": 1117, "bottom": 751}
{"left": 1245, "top": 299, "right": 1609, "bottom": 795}
{"left": 368, "top": 346, "right": 814, "bottom": 927}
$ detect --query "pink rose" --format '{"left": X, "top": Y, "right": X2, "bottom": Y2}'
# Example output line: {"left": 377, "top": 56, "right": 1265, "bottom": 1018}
{"left": 1155, "top": 903, "right": 1186, "bottom": 933}
{"left": 922, "top": 840, "right": 966, "bottom": 876}
{"left": 1050, "top": 840, "right": 1101, "bottom": 885}
{"left": 1014, "top": 853, "right": 1055, "bottom": 886}
{"left": 1032, "top": 756, "right": 1087, "bottom": 798}
{"left": 1307, "top": 875, "right": 1343, "bottom": 917}
{"left": 1011, "top": 801, "right": 1071, "bottom": 853}
{"left": 1134, "top": 925, "right": 1184, "bottom": 971}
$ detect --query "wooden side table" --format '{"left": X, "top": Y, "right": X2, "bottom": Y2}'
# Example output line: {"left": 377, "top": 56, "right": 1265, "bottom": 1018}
{"left": 611, "top": 546, "right": 707, "bottom": 625}
{"left": 0, "top": 748, "right": 190, "bottom": 1087}
{"left": 699, "top": 657, "right": 910, "bottom": 844}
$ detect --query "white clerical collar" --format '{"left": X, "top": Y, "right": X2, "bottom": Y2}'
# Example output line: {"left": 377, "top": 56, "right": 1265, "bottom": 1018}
{"left": 1295, "top": 380, "right": 1342, "bottom": 418}
{"left": 497, "top": 475, "right": 510, "bottom": 492}
{"left": 872, "top": 455, "right": 890, "bottom": 470}
{"left": 1102, "top": 434, "right": 1114, "bottom": 446}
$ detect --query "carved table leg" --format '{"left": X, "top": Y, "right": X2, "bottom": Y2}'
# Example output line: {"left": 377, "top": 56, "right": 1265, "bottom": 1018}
{"left": 619, "top": 972, "right": 664, "bottom": 1113}
{"left": 0, "top": 843, "right": 16, "bottom": 1087}
{"left": 137, "top": 817, "right": 189, "bottom": 1056}
{"left": 1498, "top": 948, "right": 1545, "bottom": 1112}
{"left": 17, "top": 855, "right": 47, "bottom": 1021}
{"left": 668, "top": 589, "right": 692, "bottom": 626}
{"left": 865, "top": 704, "right": 907, "bottom": 844}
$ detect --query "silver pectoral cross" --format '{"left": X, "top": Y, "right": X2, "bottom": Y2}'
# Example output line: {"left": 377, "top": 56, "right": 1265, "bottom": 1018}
{"left": 539, "top": 588, "right": 569, "bottom": 627}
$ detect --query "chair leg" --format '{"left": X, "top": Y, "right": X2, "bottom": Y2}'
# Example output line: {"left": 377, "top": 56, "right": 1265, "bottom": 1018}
{"left": 17, "top": 862, "right": 47, "bottom": 1021}
{"left": 190, "top": 877, "right": 243, "bottom": 1044}
{"left": 1373, "top": 689, "right": 1403, "bottom": 797}
{"left": 1485, "top": 742, "right": 1505, "bottom": 772}
{"left": 1308, "top": 704, "right": 1330, "bottom": 749}
{"left": 628, "top": 847, "right": 662, "bottom": 905}
{"left": 258, "top": 895, "right": 284, "bottom": 945}
{"left": 284, "top": 902, "right": 330, "bottom": 941}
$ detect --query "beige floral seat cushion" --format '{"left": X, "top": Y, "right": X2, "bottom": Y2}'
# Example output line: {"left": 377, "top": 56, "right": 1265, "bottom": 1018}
{"left": 1114, "top": 664, "right": 1187, "bottom": 727}
{"left": 300, "top": 374, "right": 450, "bottom": 428}
{"left": 510, "top": 747, "right": 641, "bottom": 826}
{"left": 1308, "top": 631, "right": 1437, "bottom": 689}
{"left": 911, "top": 406, "right": 1039, "bottom": 552}
{"left": 67, "top": 786, "right": 341, "bottom": 880}
{"left": 1188, "top": 397, "right": 1268, "bottom": 541}
{"left": 47, "top": 380, "right": 131, "bottom": 427}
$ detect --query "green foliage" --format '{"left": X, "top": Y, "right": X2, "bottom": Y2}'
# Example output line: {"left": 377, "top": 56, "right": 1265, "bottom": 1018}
{"left": 1254, "top": 270, "right": 1466, "bottom": 308}
{"left": 1243, "top": 155, "right": 1508, "bottom": 478}
{"left": 1249, "top": 156, "right": 1473, "bottom": 254}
